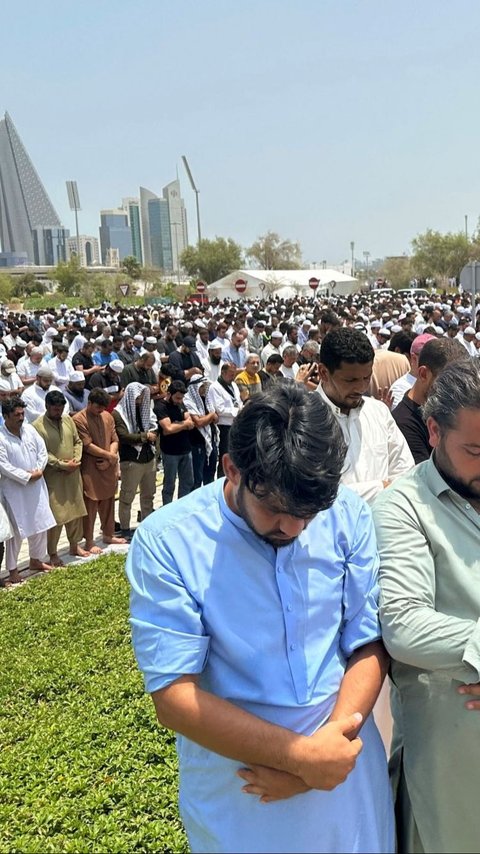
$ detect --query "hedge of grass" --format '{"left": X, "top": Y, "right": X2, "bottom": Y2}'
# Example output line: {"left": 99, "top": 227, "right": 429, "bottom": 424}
{"left": 0, "top": 554, "right": 188, "bottom": 853}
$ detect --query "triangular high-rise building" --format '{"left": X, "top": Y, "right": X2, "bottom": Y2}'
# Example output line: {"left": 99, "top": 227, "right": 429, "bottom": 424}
{"left": 0, "top": 111, "right": 62, "bottom": 262}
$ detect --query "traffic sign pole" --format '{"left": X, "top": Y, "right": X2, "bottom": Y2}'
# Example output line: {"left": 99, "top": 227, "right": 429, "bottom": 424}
{"left": 196, "top": 280, "right": 206, "bottom": 307}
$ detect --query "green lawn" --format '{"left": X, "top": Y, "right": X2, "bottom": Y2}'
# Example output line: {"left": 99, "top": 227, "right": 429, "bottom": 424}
{"left": 0, "top": 555, "right": 188, "bottom": 853}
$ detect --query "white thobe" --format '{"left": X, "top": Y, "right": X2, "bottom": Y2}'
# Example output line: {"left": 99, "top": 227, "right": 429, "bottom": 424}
{"left": 456, "top": 334, "right": 477, "bottom": 357}
{"left": 260, "top": 342, "right": 282, "bottom": 367}
{"left": 3, "top": 372, "right": 23, "bottom": 391}
{"left": 17, "top": 359, "right": 40, "bottom": 382}
{"left": 389, "top": 371, "right": 415, "bottom": 410}
{"left": 317, "top": 385, "right": 415, "bottom": 504}
{"left": 0, "top": 424, "right": 55, "bottom": 538}
{"left": 202, "top": 359, "right": 222, "bottom": 383}
{"left": 206, "top": 381, "right": 242, "bottom": 426}
{"left": 195, "top": 337, "right": 209, "bottom": 365}
{"left": 280, "top": 363, "right": 299, "bottom": 380}
{"left": 47, "top": 356, "right": 75, "bottom": 387}
{"left": 21, "top": 384, "right": 66, "bottom": 423}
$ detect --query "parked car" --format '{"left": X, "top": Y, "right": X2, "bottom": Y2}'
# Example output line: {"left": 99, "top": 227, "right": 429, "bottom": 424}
{"left": 397, "top": 288, "right": 430, "bottom": 299}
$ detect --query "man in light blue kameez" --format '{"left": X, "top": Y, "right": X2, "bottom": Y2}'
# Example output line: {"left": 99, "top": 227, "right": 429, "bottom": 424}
{"left": 127, "top": 383, "right": 394, "bottom": 854}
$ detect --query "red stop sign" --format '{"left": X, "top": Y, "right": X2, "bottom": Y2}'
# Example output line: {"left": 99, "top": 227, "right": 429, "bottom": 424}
{"left": 309, "top": 277, "right": 320, "bottom": 290}
{"left": 196, "top": 281, "right": 206, "bottom": 293}
{"left": 235, "top": 278, "right": 247, "bottom": 294}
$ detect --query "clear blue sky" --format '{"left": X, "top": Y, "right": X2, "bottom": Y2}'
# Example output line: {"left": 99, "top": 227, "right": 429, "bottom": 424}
{"left": 3, "top": 0, "right": 480, "bottom": 264}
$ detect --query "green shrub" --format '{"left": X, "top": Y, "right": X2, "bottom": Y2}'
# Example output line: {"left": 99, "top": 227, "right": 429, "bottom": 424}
{"left": 0, "top": 555, "right": 188, "bottom": 852}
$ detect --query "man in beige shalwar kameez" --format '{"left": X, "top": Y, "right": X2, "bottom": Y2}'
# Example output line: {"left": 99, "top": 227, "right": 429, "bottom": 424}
{"left": 72, "top": 388, "right": 126, "bottom": 551}
{"left": 33, "top": 390, "right": 88, "bottom": 565}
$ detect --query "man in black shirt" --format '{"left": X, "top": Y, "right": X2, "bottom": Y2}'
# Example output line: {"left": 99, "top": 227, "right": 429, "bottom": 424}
{"left": 89, "top": 359, "right": 124, "bottom": 409}
{"left": 118, "top": 336, "right": 136, "bottom": 366}
{"left": 72, "top": 341, "right": 103, "bottom": 389}
{"left": 168, "top": 336, "right": 204, "bottom": 384}
{"left": 158, "top": 324, "right": 179, "bottom": 362}
{"left": 154, "top": 380, "right": 195, "bottom": 505}
{"left": 258, "top": 353, "right": 284, "bottom": 390}
{"left": 121, "top": 353, "right": 157, "bottom": 393}
{"left": 393, "top": 337, "right": 469, "bottom": 464}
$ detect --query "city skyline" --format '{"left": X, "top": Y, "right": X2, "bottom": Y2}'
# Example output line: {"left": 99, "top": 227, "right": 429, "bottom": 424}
{"left": 0, "top": 109, "right": 190, "bottom": 270}
{"left": 0, "top": 112, "right": 67, "bottom": 265}
{"left": 2, "top": 2, "right": 480, "bottom": 267}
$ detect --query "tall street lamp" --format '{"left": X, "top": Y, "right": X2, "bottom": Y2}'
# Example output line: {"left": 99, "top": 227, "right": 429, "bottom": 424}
{"left": 182, "top": 155, "right": 202, "bottom": 246}
{"left": 172, "top": 221, "right": 181, "bottom": 285}
{"left": 66, "top": 180, "right": 82, "bottom": 264}
{"left": 363, "top": 250, "right": 370, "bottom": 281}
{"left": 350, "top": 241, "right": 355, "bottom": 277}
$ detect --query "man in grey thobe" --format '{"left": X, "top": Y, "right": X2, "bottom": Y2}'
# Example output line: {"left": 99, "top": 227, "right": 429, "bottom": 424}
{"left": 373, "top": 359, "right": 480, "bottom": 854}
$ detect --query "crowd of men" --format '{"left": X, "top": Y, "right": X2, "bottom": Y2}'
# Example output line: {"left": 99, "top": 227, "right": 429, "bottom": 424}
{"left": 1, "top": 286, "right": 480, "bottom": 853}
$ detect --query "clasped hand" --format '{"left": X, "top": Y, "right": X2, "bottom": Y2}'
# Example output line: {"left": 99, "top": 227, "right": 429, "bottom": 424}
{"left": 237, "top": 712, "right": 363, "bottom": 803}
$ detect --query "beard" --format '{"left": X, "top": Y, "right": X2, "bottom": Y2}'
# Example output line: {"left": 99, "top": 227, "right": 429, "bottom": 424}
{"left": 433, "top": 447, "right": 480, "bottom": 501}
{"left": 236, "top": 483, "right": 297, "bottom": 549}
{"left": 210, "top": 355, "right": 221, "bottom": 365}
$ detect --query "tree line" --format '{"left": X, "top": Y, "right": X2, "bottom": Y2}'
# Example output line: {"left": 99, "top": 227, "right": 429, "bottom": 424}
{"left": 1, "top": 225, "right": 479, "bottom": 303}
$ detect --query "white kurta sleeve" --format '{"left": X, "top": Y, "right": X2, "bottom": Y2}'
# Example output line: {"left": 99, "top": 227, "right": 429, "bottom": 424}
{"left": 0, "top": 439, "right": 31, "bottom": 484}
{"left": 33, "top": 430, "right": 49, "bottom": 471}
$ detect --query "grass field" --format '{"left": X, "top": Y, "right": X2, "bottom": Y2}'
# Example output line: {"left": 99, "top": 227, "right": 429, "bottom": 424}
{"left": 0, "top": 554, "right": 188, "bottom": 853}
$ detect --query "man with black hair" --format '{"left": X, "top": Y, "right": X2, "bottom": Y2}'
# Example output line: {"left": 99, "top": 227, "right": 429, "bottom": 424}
{"left": 127, "top": 383, "right": 394, "bottom": 854}
{"left": 318, "top": 327, "right": 414, "bottom": 503}
{"left": 154, "top": 380, "right": 194, "bottom": 505}
{"left": 0, "top": 396, "right": 55, "bottom": 584}
{"left": 392, "top": 337, "right": 469, "bottom": 464}
{"left": 168, "top": 336, "right": 204, "bottom": 384}
{"left": 73, "top": 389, "right": 127, "bottom": 552}
{"left": 207, "top": 362, "right": 242, "bottom": 477}
{"left": 72, "top": 340, "right": 102, "bottom": 389}
{"left": 33, "top": 390, "right": 89, "bottom": 565}
{"left": 258, "top": 352, "right": 284, "bottom": 389}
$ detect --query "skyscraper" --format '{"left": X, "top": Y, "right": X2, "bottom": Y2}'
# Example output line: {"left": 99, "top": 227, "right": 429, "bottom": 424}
{"left": 122, "top": 197, "right": 143, "bottom": 265}
{"left": 148, "top": 197, "right": 173, "bottom": 271}
{"left": 162, "top": 179, "right": 188, "bottom": 273}
{"left": 139, "top": 187, "right": 157, "bottom": 268}
{"left": 138, "top": 179, "right": 188, "bottom": 273}
{"left": 0, "top": 112, "right": 64, "bottom": 263}
{"left": 99, "top": 209, "right": 132, "bottom": 265}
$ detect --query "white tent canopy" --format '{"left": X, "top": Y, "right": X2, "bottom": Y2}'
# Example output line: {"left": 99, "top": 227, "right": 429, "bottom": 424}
{"left": 206, "top": 269, "right": 359, "bottom": 300}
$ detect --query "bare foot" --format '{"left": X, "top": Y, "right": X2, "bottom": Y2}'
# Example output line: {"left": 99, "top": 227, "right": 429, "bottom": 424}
{"left": 103, "top": 536, "right": 128, "bottom": 545}
{"left": 49, "top": 555, "right": 65, "bottom": 567}
{"left": 85, "top": 545, "right": 103, "bottom": 555}
{"left": 1, "top": 569, "right": 24, "bottom": 587}
{"left": 29, "top": 560, "right": 52, "bottom": 573}
{"left": 69, "top": 545, "right": 91, "bottom": 558}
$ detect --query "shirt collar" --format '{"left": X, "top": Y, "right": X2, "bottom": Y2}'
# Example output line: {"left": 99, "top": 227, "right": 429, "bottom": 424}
{"left": 218, "top": 478, "right": 252, "bottom": 534}
{"left": 424, "top": 453, "right": 456, "bottom": 498}
{"left": 317, "top": 382, "right": 365, "bottom": 418}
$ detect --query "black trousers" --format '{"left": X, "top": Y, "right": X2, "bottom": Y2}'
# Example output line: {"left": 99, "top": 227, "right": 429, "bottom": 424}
{"left": 217, "top": 425, "right": 231, "bottom": 478}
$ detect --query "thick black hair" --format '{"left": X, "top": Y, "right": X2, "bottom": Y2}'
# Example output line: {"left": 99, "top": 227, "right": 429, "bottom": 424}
{"left": 45, "top": 390, "right": 66, "bottom": 407}
{"left": 2, "top": 396, "right": 26, "bottom": 417}
{"left": 168, "top": 380, "right": 187, "bottom": 395}
{"left": 389, "top": 331, "right": 415, "bottom": 355}
{"left": 228, "top": 382, "right": 346, "bottom": 517}
{"left": 88, "top": 388, "right": 110, "bottom": 406}
{"left": 320, "top": 328, "right": 374, "bottom": 373}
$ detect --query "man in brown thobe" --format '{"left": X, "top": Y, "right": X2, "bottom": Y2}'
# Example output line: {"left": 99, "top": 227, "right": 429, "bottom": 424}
{"left": 73, "top": 388, "right": 126, "bottom": 551}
